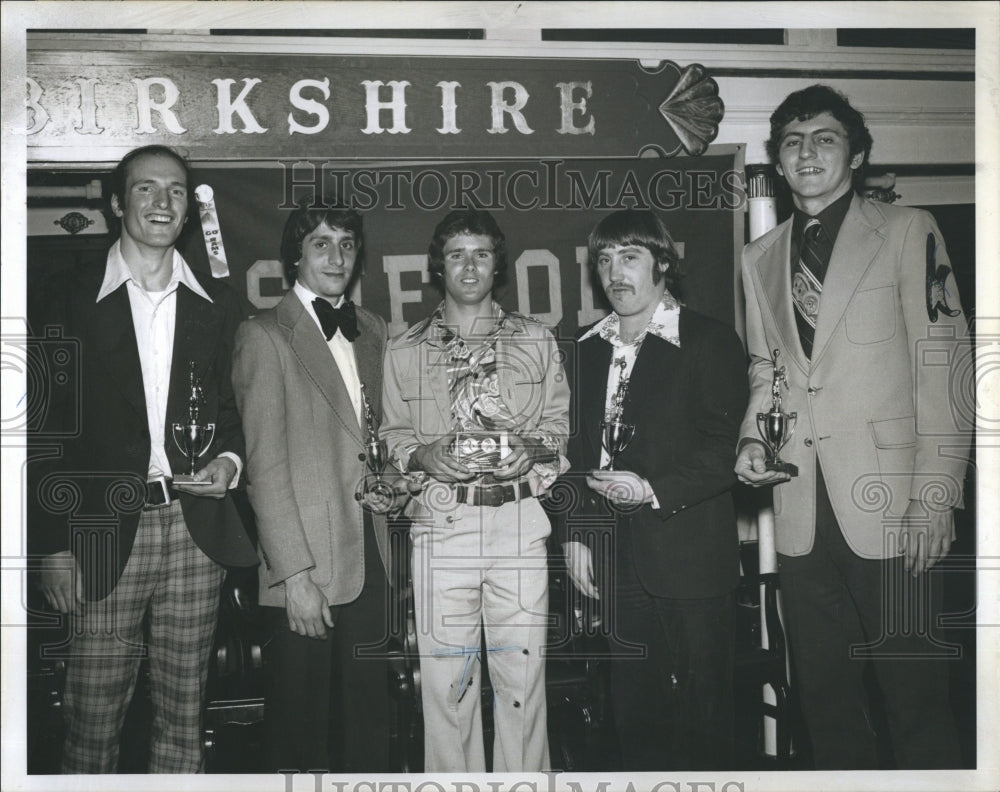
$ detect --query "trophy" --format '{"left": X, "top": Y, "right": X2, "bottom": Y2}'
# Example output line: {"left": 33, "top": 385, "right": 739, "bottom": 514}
{"left": 755, "top": 349, "right": 799, "bottom": 477}
{"left": 171, "top": 361, "right": 216, "bottom": 482}
{"left": 359, "top": 383, "right": 394, "bottom": 504}
{"left": 600, "top": 359, "right": 635, "bottom": 471}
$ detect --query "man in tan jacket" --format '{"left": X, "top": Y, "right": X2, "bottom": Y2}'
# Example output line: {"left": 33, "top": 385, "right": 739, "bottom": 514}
{"left": 381, "top": 209, "right": 569, "bottom": 772}
{"left": 232, "top": 205, "right": 392, "bottom": 772}
{"left": 736, "top": 85, "right": 971, "bottom": 769}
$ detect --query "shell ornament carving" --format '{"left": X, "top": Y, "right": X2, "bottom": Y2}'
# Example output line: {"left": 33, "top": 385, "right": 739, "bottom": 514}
{"left": 657, "top": 64, "right": 724, "bottom": 156}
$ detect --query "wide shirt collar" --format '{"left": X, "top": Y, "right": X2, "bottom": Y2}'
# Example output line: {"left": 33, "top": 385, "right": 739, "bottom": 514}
{"left": 96, "top": 240, "right": 212, "bottom": 303}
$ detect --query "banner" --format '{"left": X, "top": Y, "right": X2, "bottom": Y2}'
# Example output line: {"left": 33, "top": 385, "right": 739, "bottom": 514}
{"left": 176, "top": 150, "right": 745, "bottom": 339}
{"left": 27, "top": 49, "right": 724, "bottom": 162}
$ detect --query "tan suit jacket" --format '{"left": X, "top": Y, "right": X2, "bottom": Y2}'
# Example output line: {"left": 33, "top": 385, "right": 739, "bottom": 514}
{"left": 232, "top": 291, "right": 390, "bottom": 608}
{"left": 739, "top": 195, "right": 970, "bottom": 559}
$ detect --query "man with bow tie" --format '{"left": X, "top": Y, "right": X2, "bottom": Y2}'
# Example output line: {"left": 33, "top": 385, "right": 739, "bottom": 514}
{"left": 232, "top": 205, "right": 393, "bottom": 772}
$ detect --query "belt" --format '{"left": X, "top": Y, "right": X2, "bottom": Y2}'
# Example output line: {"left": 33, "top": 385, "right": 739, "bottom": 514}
{"left": 453, "top": 480, "right": 532, "bottom": 508}
{"left": 144, "top": 476, "right": 177, "bottom": 510}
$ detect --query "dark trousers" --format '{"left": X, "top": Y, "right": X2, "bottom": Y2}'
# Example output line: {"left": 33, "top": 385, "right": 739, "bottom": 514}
{"left": 777, "top": 464, "right": 961, "bottom": 769}
{"left": 263, "top": 514, "right": 392, "bottom": 773}
{"left": 608, "top": 526, "right": 736, "bottom": 771}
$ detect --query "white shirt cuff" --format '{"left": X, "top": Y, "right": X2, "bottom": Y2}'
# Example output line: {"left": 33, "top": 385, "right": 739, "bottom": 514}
{"left": 218, "top": 451, "right": 243, "bottom": 489}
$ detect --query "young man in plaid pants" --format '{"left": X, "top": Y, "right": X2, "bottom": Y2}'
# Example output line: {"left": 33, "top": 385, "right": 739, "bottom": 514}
{"left": 30, "top": 145, "right": 257, "bottom": 773}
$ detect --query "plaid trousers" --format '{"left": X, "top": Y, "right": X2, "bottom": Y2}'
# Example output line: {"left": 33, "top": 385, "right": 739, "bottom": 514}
{"left": 61, "top": 501, "right": 225, "bottom": 774}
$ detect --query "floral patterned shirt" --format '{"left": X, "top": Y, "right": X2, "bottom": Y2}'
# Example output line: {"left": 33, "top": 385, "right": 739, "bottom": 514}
{"left": 578, "top": 291, "right": 681, "bottom": 472}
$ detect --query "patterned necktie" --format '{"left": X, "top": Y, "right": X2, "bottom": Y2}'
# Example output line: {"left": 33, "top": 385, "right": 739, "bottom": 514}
{"left": 791, "top": 219, "right": 833, "bottom": 358}
{"left": 312, "top": 298, "right": 359, "bottom": 342}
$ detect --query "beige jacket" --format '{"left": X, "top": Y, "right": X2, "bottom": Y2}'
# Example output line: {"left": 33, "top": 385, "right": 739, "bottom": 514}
{"left": 232, "top": 291, "right": 390, "bottom": 608}
{"left": 740, "top": 195, "right": 971, "bottom": 559}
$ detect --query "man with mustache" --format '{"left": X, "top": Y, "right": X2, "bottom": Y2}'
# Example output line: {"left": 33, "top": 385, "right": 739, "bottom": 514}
{"left": 562, "top": 209, "right": 748, "bottom": 769}
{"left": 30, "top": 145, "right": 258, "bottom": 773}
{"left": 735, "top": 85, "right": 970, "bottom": 768}
{"left": 381, "top": 208, "right": 569, "bottom": 772}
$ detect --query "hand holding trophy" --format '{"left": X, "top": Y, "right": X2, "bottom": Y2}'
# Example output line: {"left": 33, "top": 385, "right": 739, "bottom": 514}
{"left": 600, "top": 358, "right": 635, "bottom": 471}
{"left": 171, "top": 361, "right": 216, "bottom": 483}
{"left": 755, "top": 349, "right": 799, "bottom": 477}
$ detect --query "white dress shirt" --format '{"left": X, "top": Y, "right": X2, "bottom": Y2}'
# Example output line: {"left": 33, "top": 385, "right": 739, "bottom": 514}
{"left": 293, "top": 280, "right": 363, "bottom": 428}
{"left": 97, "top": 240, "right": 241, "bottom": 484}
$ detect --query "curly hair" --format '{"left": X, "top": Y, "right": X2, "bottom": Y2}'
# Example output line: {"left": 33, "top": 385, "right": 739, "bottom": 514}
{"left": 766, "top": 85, "right": 873, "bottom": 182}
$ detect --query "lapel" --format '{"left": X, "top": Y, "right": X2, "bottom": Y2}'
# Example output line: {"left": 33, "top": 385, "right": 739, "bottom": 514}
{"left": 166, "top": 284, "right": 220, "bottom": 432}
{"left": 627, "top": 332, "right": 681, "bottom": 435}
{"left": 85, "top": 278, "right": 147, "bottom": 422}
{"left": 416, "top": 325, "right": 458, "bottom": 424}
{"left": 494, "top": 314, "right": 538, "bottom": 409}
{"left": 353, "top": 308, "right": 383, "bottom": 435}
{"left": 810, "top": 195, "right": 886, "bottom": 365}
{"left": 754, "top": 220, "right": 810, "bottom": 377}
{"left": 579, "top": 335, "right": 613, "bottom": 457}
{"left": 279, "top": 291, "right": 363, "bottom": 445}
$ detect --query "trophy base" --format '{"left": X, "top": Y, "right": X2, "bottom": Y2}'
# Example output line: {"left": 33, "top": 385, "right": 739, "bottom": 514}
{"left": 172, "top": 474, "right": 212, "bottom": 486}
{"left": 765, "top": 460, "right": 798, "bottom": 477}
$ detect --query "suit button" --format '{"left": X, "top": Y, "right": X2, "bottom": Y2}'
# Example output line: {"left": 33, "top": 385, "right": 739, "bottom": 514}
{"left": 807, "top": 386, "right": 820, "bottom": 395}
{"left": 513, "top": 701, "right": 521, "bottom": 708}
{"left": 804, "top": 438, "right": 813, "bottom": 447}
{"left": 358, "top": 453, "right": 366, "bottom": 461}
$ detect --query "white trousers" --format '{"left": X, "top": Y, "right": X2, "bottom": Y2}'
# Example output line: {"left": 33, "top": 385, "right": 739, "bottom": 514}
{"left": 411, "top": 494, "right": 551, "bottom": 773}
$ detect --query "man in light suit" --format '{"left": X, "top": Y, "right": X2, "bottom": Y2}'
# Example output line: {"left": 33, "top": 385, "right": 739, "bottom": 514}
{"left": 231, "top": 205, "right": 393, "bottom": 772}
{"left": 735, "top": 85, "right": 970, "bottom": 768}
{"left": 30, "top": 145, "right": 258, "bottom": 773}
{"left": 381, "top": 209, "right": 569, "bottom": 772}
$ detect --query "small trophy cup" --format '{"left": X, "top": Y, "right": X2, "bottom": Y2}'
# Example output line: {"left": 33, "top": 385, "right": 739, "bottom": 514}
{"left": 600, "top": 359, "right": 635, "bottom": 471}
{"left": 755, "top": 349, "right": 799, "bottom": 477}
{"left": 359, "top": 383, "right": 394, "bottom": 504}
{"left": 171, "top": 361, "right": 216, "bottom": 482}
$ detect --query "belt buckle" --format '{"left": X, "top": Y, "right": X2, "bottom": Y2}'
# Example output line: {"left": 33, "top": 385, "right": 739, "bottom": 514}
{"left": 147, "top": 475, "right": 171, "bottom": 508}
{"left": 479, "top": 484, "right": 506, "bottom": 508}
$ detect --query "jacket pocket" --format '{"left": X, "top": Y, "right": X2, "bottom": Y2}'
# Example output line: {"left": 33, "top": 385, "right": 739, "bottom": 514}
{"left": 501, "top": 357, "right": 546, "bottom": 418}
{"left": 846, "top": 285, "right": 896, "bottom": 345}
{"left": 399, "top": 376, "right": 425, "bottom": 401}
{"left": 869, "top": 415, "right": 917, "bottom": 449}
{"left": 869, "top": 416, "right": 917, "bottom": 515}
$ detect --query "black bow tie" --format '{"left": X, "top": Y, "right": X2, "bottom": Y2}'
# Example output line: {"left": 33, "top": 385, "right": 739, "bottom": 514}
{"left": 313, "top": 298, "right": 359, "bottom": 342}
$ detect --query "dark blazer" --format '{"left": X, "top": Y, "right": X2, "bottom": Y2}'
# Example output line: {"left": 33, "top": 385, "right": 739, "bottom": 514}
{"left": 563, "top": 307, "right": 748, "bottom": 599}
{"left": 28, "top": 258, "right": 258, "bottom": 601}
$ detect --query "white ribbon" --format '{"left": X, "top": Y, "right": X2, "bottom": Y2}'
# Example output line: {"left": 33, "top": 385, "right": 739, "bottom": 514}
{"left": 194, "top": 184, "right": 229, "bottom": 278}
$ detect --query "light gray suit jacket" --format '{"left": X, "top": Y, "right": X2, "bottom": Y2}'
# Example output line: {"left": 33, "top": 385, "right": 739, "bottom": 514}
{"left": 739, "top": 194, "right": 971, "bottom": 559}
{"left": 232, "top": 290, "right": 390, "bottom": 608}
